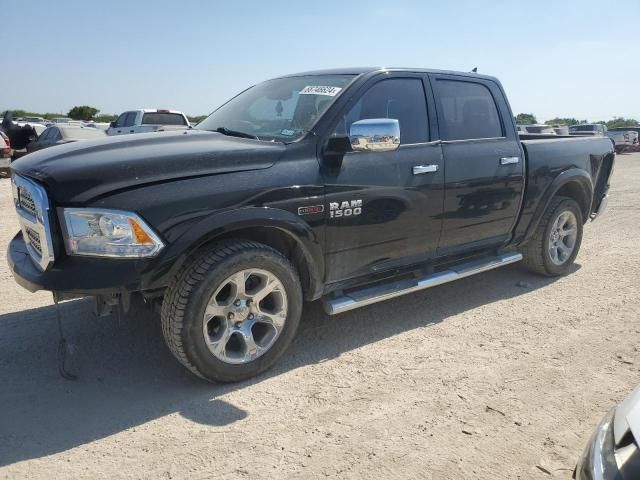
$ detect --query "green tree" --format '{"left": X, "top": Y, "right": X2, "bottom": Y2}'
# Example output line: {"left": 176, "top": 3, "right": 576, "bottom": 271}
{"left": 42, "top": 113, "right": 65, "bottom": 120}
{"left": 68, "top": 105, "right": 99, "bottom": 121}
{"left": 7, "top": 109, "right": 28, "bottom": 118}
{"left": 515, "top": 113, "right": 537, "bottom": 125}
{"left": 94, "top": 114, "right": 117, "bottom": 123}
{"left": 605, "top": 117, "right": 639, "bottom": 129}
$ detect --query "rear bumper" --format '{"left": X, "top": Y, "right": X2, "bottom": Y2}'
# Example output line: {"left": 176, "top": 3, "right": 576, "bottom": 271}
{"left": 7, "top": 231, "right": 148, "bottom": 295}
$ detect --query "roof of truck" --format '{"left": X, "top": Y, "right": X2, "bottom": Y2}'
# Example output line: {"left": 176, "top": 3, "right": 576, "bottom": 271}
{"left": 280, "top": 67, "right": 498, "bottom": 82}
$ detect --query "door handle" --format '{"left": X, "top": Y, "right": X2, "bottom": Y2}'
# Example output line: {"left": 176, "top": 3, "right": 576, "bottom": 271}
{"left": 500, "top": 156, "right": 520, "bottom": 165}
{"left": 413, "top": 164, "right": 439, "bottom": 175}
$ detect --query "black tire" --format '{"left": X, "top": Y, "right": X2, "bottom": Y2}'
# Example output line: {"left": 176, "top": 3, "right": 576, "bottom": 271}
{"left": 161, "top": 240, "right": 303, "bottom": 383}
{"left": 521, "top": 196, "right": 583, "bottom": 276}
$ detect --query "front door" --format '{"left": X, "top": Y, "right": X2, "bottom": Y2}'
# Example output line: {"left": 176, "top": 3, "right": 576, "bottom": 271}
{"left": 430, "top": 74, "right": 525, "bottom": 253}
{"left": 322, "top": 75, "right": 444, "bottom": 284}
{"left": 108, "top": 112, "right": 128, "bottom": 136}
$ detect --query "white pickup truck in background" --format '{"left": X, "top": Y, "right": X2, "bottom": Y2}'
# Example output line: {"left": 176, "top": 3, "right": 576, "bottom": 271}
{"left": 106, "top": 109, "right": 190, "bottom": 136}
{"left": 568, "top": 123, "right": 638, "bottom": 153}
{"left": 607, "top": 130, "right": 638, "bottom": 152}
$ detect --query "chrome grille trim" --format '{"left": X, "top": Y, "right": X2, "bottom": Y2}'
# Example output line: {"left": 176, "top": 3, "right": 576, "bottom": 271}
{"left": 18, "top": 188, "right": 37, "bottom": 216}
{"left": 11, "top": 175, "right": 55, "bottom": 271}
{"left": 25, "top": 227, "right": 42, "bottom": 255}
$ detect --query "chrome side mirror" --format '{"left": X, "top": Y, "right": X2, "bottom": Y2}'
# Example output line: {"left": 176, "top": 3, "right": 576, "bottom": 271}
{"left": 349, "top": 118, "right": 400, "bottom": 152}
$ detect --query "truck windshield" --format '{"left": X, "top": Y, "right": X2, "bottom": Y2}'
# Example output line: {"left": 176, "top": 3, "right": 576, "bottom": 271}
{"left": 197, "top": 75, "right": 355, "bottom": 141}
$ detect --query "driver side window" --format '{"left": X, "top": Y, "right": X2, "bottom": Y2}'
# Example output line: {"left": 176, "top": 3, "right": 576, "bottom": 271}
{"left": 38, "top": 128, "right": 51, "bottom": 142}
{"left": 333, "top": 78, "right": 429, "bottom": 144}
{"left": 114, "top": 113, "right": 127, "bottom": 128}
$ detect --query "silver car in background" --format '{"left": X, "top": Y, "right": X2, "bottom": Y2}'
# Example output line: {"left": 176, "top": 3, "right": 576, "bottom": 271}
{"left": 568, "top": 124, "right": 638, "bottom": 153}
{"left": 606, "top": 130, "right": 638, "bottom": 153}
{"left": 575, "top": 385, "right": 640, "bottom": 479}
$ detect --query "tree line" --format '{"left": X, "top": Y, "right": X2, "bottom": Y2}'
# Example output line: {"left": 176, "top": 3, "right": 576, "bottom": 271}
{"left": 3, "top": 106, "right": 207, "bottom": 124}
{"left": 515, "top": 113, "right": 639, "bottom": 129}
{"left": 6, "top": 105, "right": 638, "bottom": 130}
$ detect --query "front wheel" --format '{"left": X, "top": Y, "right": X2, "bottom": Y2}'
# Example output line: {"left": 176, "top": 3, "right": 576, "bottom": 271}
{"left": 521, "top": 196, "right": 583, "bottom": 276}
{"left": 161, "top": 240, "right": 303, "bottom": 383}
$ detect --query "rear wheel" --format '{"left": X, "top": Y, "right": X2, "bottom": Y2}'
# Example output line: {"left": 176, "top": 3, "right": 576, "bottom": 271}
{"left": 161, "top": 240, "right": 302, "bottom": 383}
{"left": 522, "top": 196, "right": 583, "bottom": 276}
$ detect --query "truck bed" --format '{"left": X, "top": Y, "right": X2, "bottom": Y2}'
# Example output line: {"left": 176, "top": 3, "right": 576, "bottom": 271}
{"left": 513, "top": 135, "right": 614, "bottom": 244}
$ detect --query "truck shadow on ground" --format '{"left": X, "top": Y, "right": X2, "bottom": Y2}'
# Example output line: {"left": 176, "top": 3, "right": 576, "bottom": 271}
{"left": 0, "top": 263, "right": 579, "bottom": 466}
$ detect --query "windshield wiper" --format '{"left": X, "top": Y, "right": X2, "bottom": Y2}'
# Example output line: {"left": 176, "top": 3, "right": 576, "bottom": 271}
{"left": 214, "top": 127, "right": 259, "bottom": 140}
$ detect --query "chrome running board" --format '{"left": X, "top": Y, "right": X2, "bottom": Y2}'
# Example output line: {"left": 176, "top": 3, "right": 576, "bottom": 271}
{"left": 322, "top": 252, "right": 523, "bottom": 315}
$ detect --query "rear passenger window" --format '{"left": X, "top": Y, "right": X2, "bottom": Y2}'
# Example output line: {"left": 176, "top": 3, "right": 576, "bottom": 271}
{"left": 435, "top": 80, "right": 503, "bottom": 141}
{"left": 334, "top": 78, "right": 429, "bottom": 144}
{"left": 50, "top": 129, "right": 62, "bottom": 142}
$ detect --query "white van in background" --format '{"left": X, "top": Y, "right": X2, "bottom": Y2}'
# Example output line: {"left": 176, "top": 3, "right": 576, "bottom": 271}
{"left": 106, "top": 109, "right": 190, "bottom": 136}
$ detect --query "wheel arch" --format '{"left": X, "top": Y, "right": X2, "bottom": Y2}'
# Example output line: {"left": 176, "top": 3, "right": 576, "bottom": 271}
{"left": 147, "top": 207, "right": 325, "bottom": 301}
{"left": 203, "top": 225, "right": 323, "bottom": 301}
{"left": 524, "top": 169, "right": 593, "bottom": 244}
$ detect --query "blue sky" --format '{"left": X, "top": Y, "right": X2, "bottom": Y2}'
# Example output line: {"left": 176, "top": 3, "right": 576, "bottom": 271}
{"left": 1, "top": 0, "right": 638, "bottom": 121}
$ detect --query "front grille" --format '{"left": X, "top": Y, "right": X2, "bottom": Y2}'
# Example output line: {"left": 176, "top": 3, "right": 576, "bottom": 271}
{"left": 18, "top": 187, "right": 38, "bottom": 217}
{"left": 25, "top": 227, "right": 42, "bottom": 255}
{"left": 12, "top": 175, "right": 55, "bottom": 270}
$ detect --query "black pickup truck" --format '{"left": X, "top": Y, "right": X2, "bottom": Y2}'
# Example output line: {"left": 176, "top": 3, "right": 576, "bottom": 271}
{"left": 7, "top": 68, "right": 614, "bottom": 382}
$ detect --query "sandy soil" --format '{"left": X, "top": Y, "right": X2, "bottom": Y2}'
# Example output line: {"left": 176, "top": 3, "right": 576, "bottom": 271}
{"left": 0, "top": 154, "right": 639, "bottom": 480}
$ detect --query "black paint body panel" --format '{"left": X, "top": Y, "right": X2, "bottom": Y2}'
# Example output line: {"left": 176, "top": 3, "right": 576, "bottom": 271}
{"left": 7, "top": 67, "right": 614, "bottom": 300}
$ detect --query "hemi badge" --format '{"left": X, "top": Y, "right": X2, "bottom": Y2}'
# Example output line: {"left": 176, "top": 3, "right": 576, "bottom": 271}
{"left": 298, "top": 205, "right": 324, "bottom": 216}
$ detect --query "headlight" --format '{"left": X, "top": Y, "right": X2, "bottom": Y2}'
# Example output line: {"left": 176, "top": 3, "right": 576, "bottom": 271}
{"left": 61, "top": 208, "right": 164, "bottom": 258}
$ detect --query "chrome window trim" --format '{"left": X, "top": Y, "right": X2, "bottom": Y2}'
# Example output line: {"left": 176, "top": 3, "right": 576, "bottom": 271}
{"left": 12, "top": 175, "right": 55, "bottom": 271}
{"left": 440, "top": 136, "right": 507, "bottom": 144}
{"left": 399, "top": 140, "right": 443, "bottom": 148}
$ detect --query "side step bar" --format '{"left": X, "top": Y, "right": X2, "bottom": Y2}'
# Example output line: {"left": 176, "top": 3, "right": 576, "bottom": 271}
{"left": 322, "top": 252, "right": 523, "bottom": 315}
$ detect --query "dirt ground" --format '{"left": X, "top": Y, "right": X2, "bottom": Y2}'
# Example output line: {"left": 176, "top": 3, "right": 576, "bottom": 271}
{"left": 0, "top": 154, "right": 638, "bottom": 480}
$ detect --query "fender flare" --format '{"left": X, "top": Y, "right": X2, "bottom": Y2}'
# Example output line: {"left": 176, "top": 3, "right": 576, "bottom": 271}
{"left": 144, "top": 206, "right": 324, "bottom": 298}
{"left": 524, "top": 168, "right": 593, "bottom": 243}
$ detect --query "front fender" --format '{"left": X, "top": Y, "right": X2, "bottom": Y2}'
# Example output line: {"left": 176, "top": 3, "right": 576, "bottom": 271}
{"left": 141, "top": 206, "right": 324, "bottom": 294}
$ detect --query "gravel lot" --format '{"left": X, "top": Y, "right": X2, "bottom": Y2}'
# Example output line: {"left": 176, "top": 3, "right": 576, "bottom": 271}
{"left": 0, "top": 154, "right": 638, "bottom": 479}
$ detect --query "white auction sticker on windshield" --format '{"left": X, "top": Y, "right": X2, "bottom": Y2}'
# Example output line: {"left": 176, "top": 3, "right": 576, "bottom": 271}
{"left": 300, "top": 86, "right": 342, "bottom": 96}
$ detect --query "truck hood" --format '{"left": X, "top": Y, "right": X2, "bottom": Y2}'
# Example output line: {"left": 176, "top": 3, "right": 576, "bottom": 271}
{"left": 11, "top": 129, "right": 286, "bottom": 203}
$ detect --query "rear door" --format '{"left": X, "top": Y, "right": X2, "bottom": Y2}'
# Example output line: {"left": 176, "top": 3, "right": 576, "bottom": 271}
{"left": 430, "top": 74, "right": 524, "bottom": 254}
{"left": 322, "top": 74, "right": 444, "bottom": 283}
